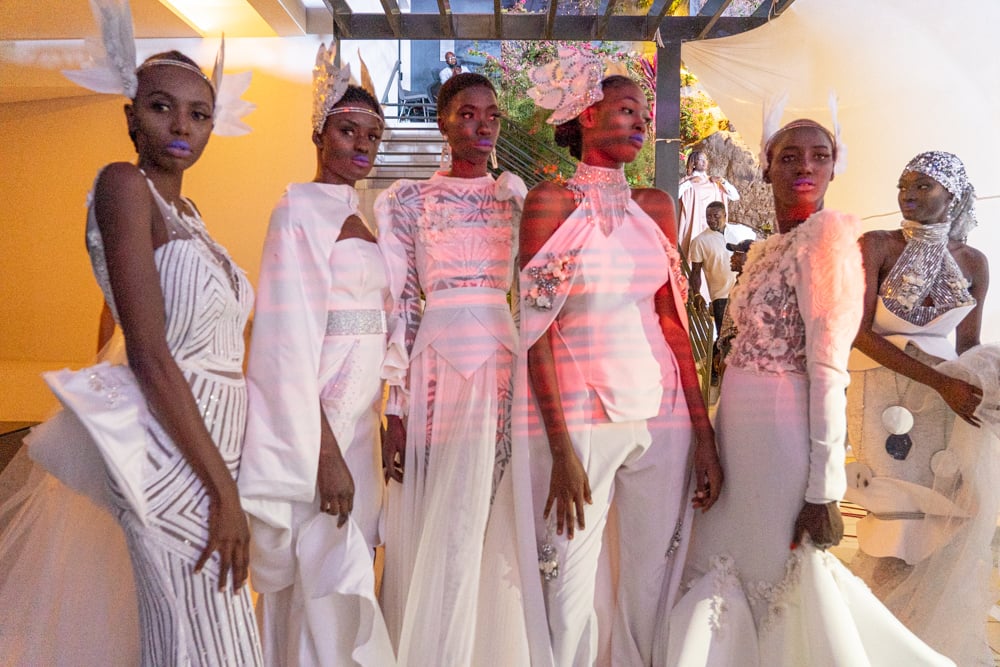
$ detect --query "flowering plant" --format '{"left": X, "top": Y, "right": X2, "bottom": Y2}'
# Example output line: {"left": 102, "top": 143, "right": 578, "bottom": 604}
{"left": 525, "top": 249, "right": 580, "bottom": 310}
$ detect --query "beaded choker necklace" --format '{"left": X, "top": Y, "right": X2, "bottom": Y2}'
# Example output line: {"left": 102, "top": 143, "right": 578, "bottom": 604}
{"left": 567, "top": 162, "right": 631, "bottom": 236}
{"left": 881, "top": 220, "right": 973, "bottom": 326}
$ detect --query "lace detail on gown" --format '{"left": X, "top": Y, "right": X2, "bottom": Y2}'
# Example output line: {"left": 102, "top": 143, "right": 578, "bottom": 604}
{"left": 726, "top": 228, "right": 807, "bottom": 374}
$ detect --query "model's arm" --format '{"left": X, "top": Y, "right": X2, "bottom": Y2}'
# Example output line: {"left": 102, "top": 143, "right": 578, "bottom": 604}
{"left": 94, "top": 163, "right": 249, "bottom": 591}
{"left": 521, "top": 183, "right": 593, "bottom": 538}
{"left": 792, "top": 212, "right": 865, "bottom": 549}
{"left": 853, "top": 232, "right": 983, "bottom": 426}
{"left": 688, "top": 261, "right": 704, "bottom": 300}
{"left": 954, "top": 245, "right": 989, "bottom": 355}
{"left": 375, "top": 185, "right": 422, "bottom": 481}
{"left": 636, "top": 189, "right": 722, "bottom": 511}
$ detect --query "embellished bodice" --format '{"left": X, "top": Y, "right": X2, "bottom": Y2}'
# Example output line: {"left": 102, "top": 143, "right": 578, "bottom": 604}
{"left": 376, "top": 171, "right": 525, "bottom": 356}
{"left": 381, "top": 172, "right": 520, "bottom": 294}
{"left": 727, "top": 226, "right": 807, "bottom": 375}
{"left": 878, "top": 220, "right": 974, "bottom": 328}
{"left": 86, "top": 172, "right": 253, "bottom": 375}
{"left": 546, "top": 163, "right": 676, "bottom": 420}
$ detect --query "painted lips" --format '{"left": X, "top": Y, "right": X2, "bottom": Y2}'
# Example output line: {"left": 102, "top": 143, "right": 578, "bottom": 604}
{"left": 792, "top": 178, "right": 815, "bottom": 191}
{"left": 166, "top": 140, "right": 192, "bottom": 157}
{"left": 351, "top": 155, "right": 371, "bottom": 167}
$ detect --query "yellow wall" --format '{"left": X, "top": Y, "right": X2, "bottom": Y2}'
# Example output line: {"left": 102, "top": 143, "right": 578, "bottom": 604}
{"left": 0, "top": 66, "right": 318, "bottom": 420}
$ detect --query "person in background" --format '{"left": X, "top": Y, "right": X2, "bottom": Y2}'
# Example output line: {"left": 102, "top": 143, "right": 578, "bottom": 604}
{"left": 688, "top": 201, "right": 756, "bottom": 384}
{"left": 439, "top": 51, "right": 461, "bottom": 84}
{"left": 677, "top": 150, "right": 740, "bottom": 256}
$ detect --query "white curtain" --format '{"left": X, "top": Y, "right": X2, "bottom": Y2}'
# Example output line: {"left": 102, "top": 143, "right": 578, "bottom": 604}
{"left": 682, "top": 0, "right": 1000, "bottom": 337}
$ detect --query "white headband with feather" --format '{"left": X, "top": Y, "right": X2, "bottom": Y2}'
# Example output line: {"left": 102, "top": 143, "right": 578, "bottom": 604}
{"left": 759, "top": 91, "right": 847, "bottom": 176}
{"left": 62, "top": 0, "right": 255, "bottom": 136}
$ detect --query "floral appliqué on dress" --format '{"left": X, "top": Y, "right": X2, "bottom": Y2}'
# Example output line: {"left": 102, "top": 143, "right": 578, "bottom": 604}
{"left": 525, "top": 249, "right": 580, "bottom": 310}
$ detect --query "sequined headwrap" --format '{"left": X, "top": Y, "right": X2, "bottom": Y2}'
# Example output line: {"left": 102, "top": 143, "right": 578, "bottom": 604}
{"left": 901, "top": 151, "right": 978, "bottom": 242}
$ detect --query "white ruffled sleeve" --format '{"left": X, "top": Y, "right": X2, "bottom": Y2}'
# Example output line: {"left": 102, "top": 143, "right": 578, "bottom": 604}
{"left": 375, "top": 181, "right": 422, "bottom": 417}
{"left": 795, "top": 210, "right": 864, "bottom": 503}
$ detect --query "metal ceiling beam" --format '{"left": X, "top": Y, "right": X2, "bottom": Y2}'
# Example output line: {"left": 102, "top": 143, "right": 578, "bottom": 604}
{"left": 246, "top": 0, "right": 308, "bottom": 35}
{"left": 298, "top": 13, "right": 767, "bottom": 40}
{"left": 321, "top": 0, "right": 354, "bottom": 37}
{"left": 696, "top": 0, "right": 732, "bottom": 39}
{"left": 544, "top": 0, "right": 561, "bottom": 40}
{"left": 377, "top": 0, "right": 404, "bottom": 37}
{"left": 597, "top": 0, "right": 622, "bottom": 40}
{"left": 435, "top": 0, "right": 455, "bottom": 38}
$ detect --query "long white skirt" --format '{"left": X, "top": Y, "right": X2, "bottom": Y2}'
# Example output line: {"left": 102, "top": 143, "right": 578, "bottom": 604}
{"left": 659, "top": 368, "right": 953, "bottom": 666}
{"left": 0, "top": 450, "right": 139, "bottom": 666}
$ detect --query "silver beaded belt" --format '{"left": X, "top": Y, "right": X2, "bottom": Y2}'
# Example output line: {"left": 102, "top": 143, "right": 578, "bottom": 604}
{"left": 325, "top": 309, "right": 387, "bottom": 336}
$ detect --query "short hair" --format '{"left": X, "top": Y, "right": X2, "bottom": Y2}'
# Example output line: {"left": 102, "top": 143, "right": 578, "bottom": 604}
{"left": 436, "top": 72, "right": 496, "bottom": 117}
{"left": 706, "top": 201, "right": 726, "bottom": 213}
{"left": 687, "top": 150, "right": 705, "bottom": 168}
{"left": 333, "top": 84, "right": 383, "bottom": 118}
{"left": 554, "top": 75, "right": 638, "bottom": 160}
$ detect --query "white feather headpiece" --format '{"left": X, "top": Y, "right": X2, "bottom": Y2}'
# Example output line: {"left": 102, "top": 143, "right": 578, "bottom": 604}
{"left": 759, "top": 90, "right": 847, "bottom": 175}
{"left": 62, "top": 0, "right": 255, "bottom": 136}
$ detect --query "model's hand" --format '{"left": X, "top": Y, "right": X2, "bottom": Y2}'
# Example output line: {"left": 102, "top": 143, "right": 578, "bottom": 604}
{"left": 792, "top": 501, "right": 843, "bottom": 550}
{"left": 544, "top": 441, "right": 592, "bottom": 539}
{"left": 196, "top": 483, "right": 251, "bottom": 593}
{"left": 937, "top": 376, "right": 983, "bottom": 428}
{"left": 382, "top": 415, "right": 407, "bottom": 482}
{"left": 691, "top": 435, "right": 723, "bottom": 512}
{"left": 318, "top": 448, "right": 355, "bottom": 528}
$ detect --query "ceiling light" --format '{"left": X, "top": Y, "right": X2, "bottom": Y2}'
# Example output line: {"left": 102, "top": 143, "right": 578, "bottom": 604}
{"left": 159, "top": 0, "right": 277, "bottom": 37}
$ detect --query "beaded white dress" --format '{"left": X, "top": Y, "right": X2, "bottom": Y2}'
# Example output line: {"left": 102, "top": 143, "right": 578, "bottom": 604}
{"left": 847, "top": 221, "right": 1000, "bottom": 666}
{"left": 659, "top": 210, "right": 953, "bottom": 666}
{"left": 375, "top": 171, "right": 533, "bottom": 667}
{"left": 239, "top": 182, "right": 395, "bottom": 666}
{"left": 84, "top": 171, "right": 261, "bottom": 666}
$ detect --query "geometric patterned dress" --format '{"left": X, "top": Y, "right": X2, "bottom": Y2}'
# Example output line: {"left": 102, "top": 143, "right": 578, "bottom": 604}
{"left": 85, "top": 171, "right": 262, "bottom": 666}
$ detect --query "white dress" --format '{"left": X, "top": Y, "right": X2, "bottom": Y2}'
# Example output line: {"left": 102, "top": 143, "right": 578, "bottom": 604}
{"left": 375, "top": 171, "right": 533, "bottom": 667}
{"left": 846, "top": 220, "right": 999, "bottom": 666}
{"left": 515, "top": 163, "right": 696, "bottom": 667}
{"left": 676, "top": 173, "right": 740, "bottom": 257}
{"left": 239, "top": 183, "right": 395, "bottom": 666}
{"left": 660, "top": 210, "right": 953, "bottom": 666}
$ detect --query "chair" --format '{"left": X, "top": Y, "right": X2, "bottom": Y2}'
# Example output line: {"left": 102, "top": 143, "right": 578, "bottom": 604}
{"left": 399, "top": 86, "right": 431, "bottom": 121}
{"left": 426, "top": 81, "right": 442, "bottom": 119}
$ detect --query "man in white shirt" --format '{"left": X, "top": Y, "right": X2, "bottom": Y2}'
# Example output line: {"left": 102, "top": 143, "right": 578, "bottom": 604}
{"left": 439, "top": 52, "right": 461, "bottom": 84}
{"left": 689, "top": 201, "right": 755, "bottom": 382}
{"left": 677, "top": 150, "right": 741, "bottom": 255}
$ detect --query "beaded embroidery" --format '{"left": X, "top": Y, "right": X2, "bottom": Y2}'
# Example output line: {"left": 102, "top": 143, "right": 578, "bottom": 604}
{"left": 880, "top": 220, "right": 973, "bottom": 326}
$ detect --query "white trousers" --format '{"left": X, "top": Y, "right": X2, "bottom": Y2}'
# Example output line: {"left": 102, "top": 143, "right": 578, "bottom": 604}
{"left": 532, "top": 384, "right": 693, "bottom": 667}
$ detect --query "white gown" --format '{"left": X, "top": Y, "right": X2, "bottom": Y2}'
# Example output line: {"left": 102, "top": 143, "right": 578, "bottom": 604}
{"left": 375, "top": 171, "right": 534, "bottom": 667}
{"left": 660, "top": 210, "right": 953, "bottom": 666}
{"left": 846, "top": 220, "right": 999, "bottom": 666}
{"left": 239, "top": 182, "right": 395, "bottom": 667}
